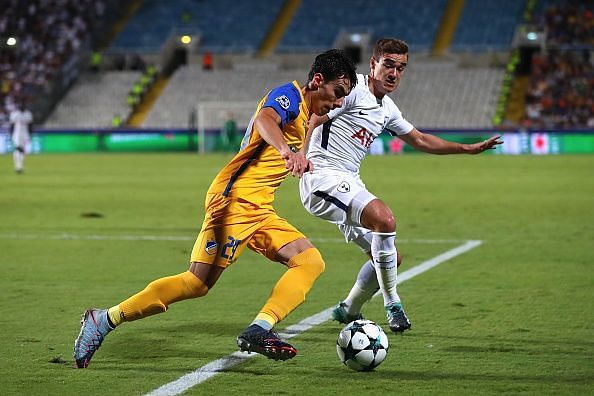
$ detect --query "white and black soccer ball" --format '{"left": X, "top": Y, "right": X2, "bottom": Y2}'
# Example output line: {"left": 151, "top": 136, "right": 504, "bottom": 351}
{"left": 336, "top": 319, "right": 389, "bottom": 371}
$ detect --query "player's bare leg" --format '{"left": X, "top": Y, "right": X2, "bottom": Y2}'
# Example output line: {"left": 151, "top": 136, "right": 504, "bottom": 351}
{"left": 360, "top": 199, "right": 411, "bottom": 333}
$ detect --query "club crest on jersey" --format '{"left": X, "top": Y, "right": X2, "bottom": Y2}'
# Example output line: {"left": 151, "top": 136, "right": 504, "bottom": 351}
{"left": 337, "top": 181, "right": 351, "bottom": 193}
{"left": 205, "top": 240, "right": 219, "bottom": 255}
{"left": 275, "top": 95, "right": 291, "bottom": 110}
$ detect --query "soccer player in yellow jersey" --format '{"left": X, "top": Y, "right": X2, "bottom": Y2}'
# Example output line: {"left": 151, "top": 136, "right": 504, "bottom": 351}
{"left": 74, "top": 49, "right": 357, "bottom": 367}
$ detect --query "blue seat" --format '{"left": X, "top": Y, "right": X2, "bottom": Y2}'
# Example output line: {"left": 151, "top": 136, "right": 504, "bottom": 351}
{"left": 451, "top": 0, "right": 526, "bottom": 52}
{"left": 109, "top": 0, "right": 283, "bottom": 53}
{"left": 278, "top": 0, "right": 448, "bottom": 53}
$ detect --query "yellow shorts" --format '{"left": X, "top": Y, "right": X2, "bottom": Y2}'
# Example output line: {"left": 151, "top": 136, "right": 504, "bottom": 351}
{"left": 190, "top": 193, "right": 306, "bottom": 268}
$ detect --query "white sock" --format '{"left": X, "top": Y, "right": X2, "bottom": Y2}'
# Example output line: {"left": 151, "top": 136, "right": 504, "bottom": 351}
{"left": 14, "top": 150, "right": 24, "bottom": 171}
{"left": 371, "top": 232, "right": 400, "bottom": 306}
{"left": 13, "top": 151, "right": 20, "bottom": 170}
{"left": 343, "top": 259, "right": 378, "bottom": 315}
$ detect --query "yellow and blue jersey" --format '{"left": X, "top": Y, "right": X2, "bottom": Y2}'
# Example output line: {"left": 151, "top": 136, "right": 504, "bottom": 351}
{"left": 207, "top": 81, "right": 310, "bottom": 207}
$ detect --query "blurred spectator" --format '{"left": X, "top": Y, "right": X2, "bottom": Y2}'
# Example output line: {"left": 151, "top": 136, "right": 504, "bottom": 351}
{"left": 90, "top": 51, "right": 103, "bottom": 72}
{"left": 522, "top": 49, "right": 593, "bottom": 128}
{"left": 111, "top": 113, "right": 122, "bottom": 128}
{"left": 0, "top": 0, "right": 109, "bottom": 119}
{"left": 129, "top": 53, "right": 146, "bottom": 72}
{"left": 113, "top": 53, "right": 126, "bottom": 70}
{"left": 539, "top": 0, "right": 594, "bottom": 46}
{"left": 188, "top": 107, "right": 196, "bottom": 130}
{"left": 521, "top": 1, "right": 593, "bottom": 128}
{"left": 202, "top": 52, "right": 213, "bottom": 71}
{"left": 221, "top": 111, "right": 238, "bottom": 151}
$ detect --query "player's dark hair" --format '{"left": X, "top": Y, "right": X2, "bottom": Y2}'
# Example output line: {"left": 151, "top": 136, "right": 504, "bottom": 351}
{"left": 307, "top": 49, "right": 357, "bottom": 90}
{"left": 373, "top": 38, "right": 409, "bottom": 59}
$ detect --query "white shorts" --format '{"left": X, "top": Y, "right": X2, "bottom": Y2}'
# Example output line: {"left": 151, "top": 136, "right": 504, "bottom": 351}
{"left": 299, "top": 170, "right": 376, "bottom": 251}
{"left": 12, "top": 132, "right": 29, "bottom": 148}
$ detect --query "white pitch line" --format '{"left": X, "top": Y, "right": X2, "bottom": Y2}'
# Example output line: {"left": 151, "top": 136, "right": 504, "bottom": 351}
{"left": 0, "top": 233, "right": 466, "bottom": 244}
{"left": 0, "top": 233, "right": 195, "bottom": 241}
{"left": 145, "top": 239, "right": 483, "bottom": 396}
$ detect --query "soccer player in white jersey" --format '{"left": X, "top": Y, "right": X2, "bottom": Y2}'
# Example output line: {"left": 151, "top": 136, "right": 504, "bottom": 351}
{"left": 9, "top": 101, "right": 33, "bottom": 174}
{"left": 299, "top": 38, "right": 502, "bottom": 333}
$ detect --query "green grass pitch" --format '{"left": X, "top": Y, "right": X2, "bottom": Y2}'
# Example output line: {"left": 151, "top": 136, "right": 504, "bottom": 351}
{"left": 0, "top": 153, "right": 592, "bottom": 395}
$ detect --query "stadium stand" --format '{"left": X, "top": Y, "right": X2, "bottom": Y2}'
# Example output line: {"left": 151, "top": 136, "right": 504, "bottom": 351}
{"left": 0, "top": 0, "right": 131, "bottom": 129}
{"left": 393, "top": 61, "right": 504, "bottom": 128}
{"left": 520, "top": 0, "right": 593, "bottom": 128}
{"left": 139, "top": 59, "right": 503, "bottom": 130}
{"left": 141, "top": 65, "right": 300, "bottom": 129}
{"left": 109, "top": 0, "right": 284, "bottom": 53}
{"left": 278, "top": 0, "right": 448, "bottom": 53}
{"left": 32, "top": 1, "right": 533, "bottom": 131}
{"left": 451, "top": 0, "right": 527, "bottom": 52}
{"left": 43, "top": 71, "right": 141, "bottom": 128}
{"left": 532, "top": 0, "right": 593, "bottom": 46}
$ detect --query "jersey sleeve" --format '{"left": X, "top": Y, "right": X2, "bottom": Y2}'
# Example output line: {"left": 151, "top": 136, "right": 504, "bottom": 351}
{"left": 384, "top": 102, "right": 414, "bottom": 136}
{"left": 262, "top": 84, "right": 302, "bottom": 128}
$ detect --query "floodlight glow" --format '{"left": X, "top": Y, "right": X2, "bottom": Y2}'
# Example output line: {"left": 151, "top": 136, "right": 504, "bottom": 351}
{"left": 350, "top": 34, "right": 361, "bottom": 43}
{"left": 6, "top": 37, "right": 16, "bottom": 46}
{"left": 527, "top": 32, "right": 537, "bottom": 41}
{"left": 181, "top": 35, "right": 192, "bottom": 44}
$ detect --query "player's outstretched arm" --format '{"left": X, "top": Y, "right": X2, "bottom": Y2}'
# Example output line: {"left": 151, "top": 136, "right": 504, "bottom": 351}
{"left": 398, "top": 128, "right": 503, "bottom": 155}
{"left": 464, "top": 135, "right": 503, "bottom": 154}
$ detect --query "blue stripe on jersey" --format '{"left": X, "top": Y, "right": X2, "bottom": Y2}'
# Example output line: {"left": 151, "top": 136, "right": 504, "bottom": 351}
{"left": 222, "top": 141, "right": 267, "bottom": 197}
{"left": 321, "top": 118, "right": 333, "bottom": 149}
{"left": 261, "top": 83, "right": 301, "bottom": 129}
{"left": 313, "top": 190, "right": 348, "bottom": 212}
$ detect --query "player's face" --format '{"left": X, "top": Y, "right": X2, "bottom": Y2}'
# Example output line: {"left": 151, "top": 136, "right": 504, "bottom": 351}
{"left": 311, "top": 75, "right": 351, "bottom": 116}
{"left": 370, "top": 53, "right": 408, "bottom": 95}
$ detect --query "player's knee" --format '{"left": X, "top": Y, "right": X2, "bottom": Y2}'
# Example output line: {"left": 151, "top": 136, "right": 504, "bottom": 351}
{"left": 377, "top": 215, "right": 396, "bottom": 233}
{"left": 15, "top": 146, "right": 25, "bottom": 154}
{"left": 288, "top": 247, "right": 325, "bottom": 277}
{"left": 367, "top": 212, "right": 395, "bottom": 233}
{"left": 307, "top": 248, "right": 325, "bottom": 276}
{"left": 181, "top": 271, "right": 209, "bottom": 298}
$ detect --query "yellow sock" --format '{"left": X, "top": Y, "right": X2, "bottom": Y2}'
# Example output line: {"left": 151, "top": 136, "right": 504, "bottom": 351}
{"left": 118, "top": 271, "right": 208, "bottom": 322}
{"left": 258, "top": 248, "right": 325, "bottom": 324}
{"left": 107, "top": 305, "right": 123, "bottom": 326}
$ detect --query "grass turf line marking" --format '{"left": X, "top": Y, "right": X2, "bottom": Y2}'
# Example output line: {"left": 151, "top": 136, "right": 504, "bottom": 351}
{"left": 0, "top": 233, "right": 467, "bottom": 244}
{"left": 145, "top": 239, "right": 483, "bottom": 396}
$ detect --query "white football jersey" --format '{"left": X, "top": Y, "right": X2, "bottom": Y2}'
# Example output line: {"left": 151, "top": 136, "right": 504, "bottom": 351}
{"left": 10, "top": 109, "right": 33, "bottom": 136}
{"left": 307, "top": 74, "right": 413, "bottom": 173}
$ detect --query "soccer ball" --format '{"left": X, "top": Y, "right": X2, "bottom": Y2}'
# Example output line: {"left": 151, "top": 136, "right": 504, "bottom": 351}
{"left": 336, "top": 319, "right": 389, "bottom": 371}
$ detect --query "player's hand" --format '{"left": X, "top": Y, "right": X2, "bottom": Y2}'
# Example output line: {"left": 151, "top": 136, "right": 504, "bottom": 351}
{"left": 283, "top": 151, "right": 313, "bottom": 177}
{"left": 467, "top": 135, "right": 503, "bottom": 154}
